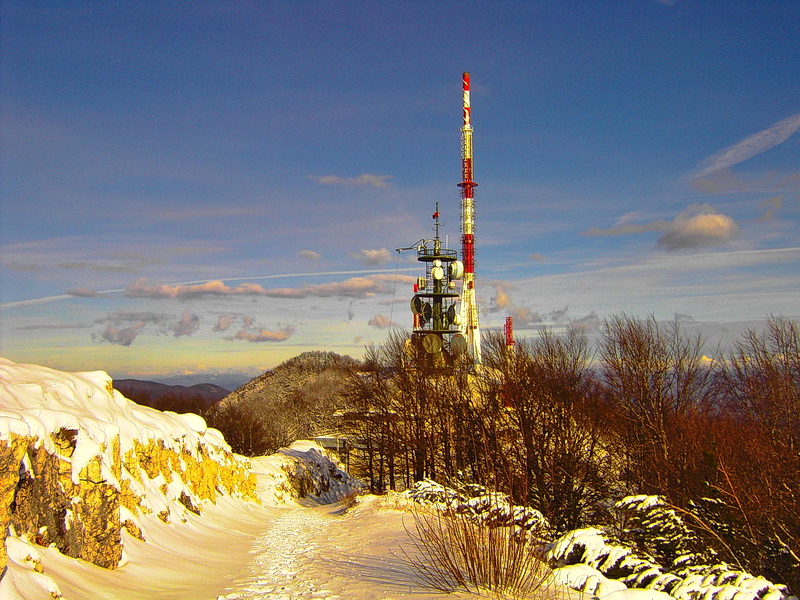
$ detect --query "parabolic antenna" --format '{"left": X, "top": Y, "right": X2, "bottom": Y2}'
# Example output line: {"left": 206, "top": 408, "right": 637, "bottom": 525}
{"left": 450, "top": 333, "right": 467, "bottom": 355}
{"left": 431, "top": 266, "right": 444, "bottom": 280}
{"left": 449, "top": 260, "right": 464, "bottom": 280}
{"left": 421, "top": 301, "right": 432, "bottom": 324}
{"left": 410, "top": 295, "right": 424, "bottom": 315}
{"left": 447, "top": 304, "right": 456, "bottom": 325}
{"left": 422, "top": 333, "right": 443, "bottom": 354}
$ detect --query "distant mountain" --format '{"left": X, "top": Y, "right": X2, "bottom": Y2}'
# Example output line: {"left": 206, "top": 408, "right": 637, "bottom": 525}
{"left": 113, "top": 379, "right": 230, "bottom": 413}
{"left": 148, "top": 372, "right": 253, "bottom": 391}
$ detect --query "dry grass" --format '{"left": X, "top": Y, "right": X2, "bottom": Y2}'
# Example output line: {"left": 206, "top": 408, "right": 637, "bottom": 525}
{"left": 403, "top": 508, "right": 556, "bottom": 599}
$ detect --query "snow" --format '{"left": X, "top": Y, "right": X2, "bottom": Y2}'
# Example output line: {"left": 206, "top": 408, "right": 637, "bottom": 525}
{"left": 0, "top": 359, "right": 488, "bottom": 599}
{"left": 549, "top": 563, "right": 628, "bottom": 597}
{"left": 2, "top": 467, "right": 490, "bottom": 600}
{"left": 1, "top": 358, "right": 797, "bottom": 600}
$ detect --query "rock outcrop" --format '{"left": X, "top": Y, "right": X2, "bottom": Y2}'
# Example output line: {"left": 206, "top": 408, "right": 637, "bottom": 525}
{"left": 0, "top": 358, "right": 258, "bottom": 574}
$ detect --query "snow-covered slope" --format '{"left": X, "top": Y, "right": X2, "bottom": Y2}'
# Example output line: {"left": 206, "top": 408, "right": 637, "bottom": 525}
{"left": 1, "top": 358, "right": 264, "bottom": 598}
{"left": 0, "top": 358, "right": 425, "bottom": 600}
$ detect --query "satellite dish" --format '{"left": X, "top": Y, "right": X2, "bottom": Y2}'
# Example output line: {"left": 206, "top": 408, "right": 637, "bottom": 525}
{"left": 449, "top": 260, "right": 464, "bottom": 280}
{"left": 431, "top": 266, "right": 444, "bottom": 280}
{"left": 422, "top": 333, "right": 443, "bottom": 354}
{"left": 410, "top": 295, "right": 424, "bottom": 315}
{"left": 421, "top": 302, "right": 432, "bottom": 324}
{"left": 450, "top": 333, "right": 467, "bottom": 355}
{"left": 447, "top": 304, "right": 456, "bottom": 325}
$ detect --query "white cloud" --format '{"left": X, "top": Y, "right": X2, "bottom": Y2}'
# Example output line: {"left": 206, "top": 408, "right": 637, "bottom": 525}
{"left": 265, "top": 274, "right": 415, "bottom": 299}
{"left": 297, "top": 250, "right": 322, "bottom": 260}
{"left": 584, "top": 204, "right": 739, "bottom": 251}
{"left": 656, "top": 211, "right": 739, "bottom": 251}
{"left": 125, "top": 278, "right": 271, "bottom": 299}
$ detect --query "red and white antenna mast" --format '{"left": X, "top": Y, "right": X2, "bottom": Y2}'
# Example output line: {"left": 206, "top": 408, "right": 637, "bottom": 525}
{"left": 505, "top": 316, "right": 515, "bottom": 348}
{"left": 458, "top": 72, "right": 481, "bottom": 364}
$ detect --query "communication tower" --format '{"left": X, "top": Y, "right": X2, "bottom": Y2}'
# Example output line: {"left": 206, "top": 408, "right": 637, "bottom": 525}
{"left": 398, "top": 72, "right": 483, "bottom": 365}
{"left": 398, "top": 204, "right": 468, "bottom": 359}
{"left": 458, "top": 72, "right": 481, "bottom": 363}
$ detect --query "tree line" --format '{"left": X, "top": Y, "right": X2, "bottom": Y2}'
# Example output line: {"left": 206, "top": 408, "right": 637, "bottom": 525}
{"left": 343, "top": 315, "right": 799, "bottom": 592}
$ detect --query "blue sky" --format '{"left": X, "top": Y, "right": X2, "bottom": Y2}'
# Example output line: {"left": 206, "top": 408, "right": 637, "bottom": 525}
{"left": 2, "top": 1, "right": 799, "bottom": 383}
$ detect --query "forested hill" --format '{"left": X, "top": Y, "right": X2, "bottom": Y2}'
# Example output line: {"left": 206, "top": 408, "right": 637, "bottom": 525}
{"left": 208, "top": 351, "right": 361, "bottom": 456}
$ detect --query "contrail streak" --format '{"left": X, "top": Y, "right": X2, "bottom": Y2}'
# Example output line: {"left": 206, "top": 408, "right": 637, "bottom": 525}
{"left": 0, "top": 268, "right": 419, "bottom": 309}
{"left": 693, "top": 111, "right": 800, "bottom": 178}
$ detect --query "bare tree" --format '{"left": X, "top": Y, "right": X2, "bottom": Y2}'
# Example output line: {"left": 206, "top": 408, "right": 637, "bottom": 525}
{"left": 711, "top": 316, "right": 800, "bottom": 590}
{"left": 479, "top": 327, "right": 610, "bottom": 532}
{"left": 600, "top": 314, "right": 714, "bottom": 496}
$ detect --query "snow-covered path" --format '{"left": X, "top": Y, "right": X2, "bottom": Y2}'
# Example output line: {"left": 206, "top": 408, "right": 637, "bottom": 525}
{"left": 223, "top": 504, "right": 338, "bottom": 599}
{"left": 220, "top": 497, "right": 476, "bottom": 600}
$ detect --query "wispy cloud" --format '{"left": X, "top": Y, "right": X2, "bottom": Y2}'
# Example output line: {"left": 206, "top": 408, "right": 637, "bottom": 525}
{"left": 66, "top": 288, "right": 102, "bottom": 298}
{"left": 232, "top": 326, "right": 295, "bottom": 342}
{"left": 17, "top": 323, "right": 92, "bottom": 331}
{"left": 4, "top": 261, "right": 44, "bottom": 272}
{"left": 93, "top": 310, "right": 171, "bottom": 346}
{"left": 99, "top": 322, "right": 146, "bottom": 346}
{"left": 755, "top": 196, "right": 783, "bottom": 223}
{"left": 349, "top": 248, "right": 393, "bottom": 266}
{"left": 213, "top": 314, "right": 254, "bottom": 332}
{"left": 367, "top": 314, "right": 397, "bottom": 329}
{"left": 693, "top": 112, "right": 800, "bottom": 178}
{"left": 125, "top": 274, "right": 416, "bottom": 300}
{"left": 584, "top": 204, "right": 739, "bottom": 251}
{"left": 58, "top": 260, "right": 155, "bottom": 273}
{"left": 297, "top": 250, "right": 321, "bottom": 260}
{"left": 125, "top": 278, "right": 272, "bottom": 299}
{"left": 2, "top": 268, "right": 421, "bottom": 309}
{"left": 307, "top": 174, "right": 392, "bottom": 188}
{"left": 172, "top": 310, "right": 200, "bottom": 337}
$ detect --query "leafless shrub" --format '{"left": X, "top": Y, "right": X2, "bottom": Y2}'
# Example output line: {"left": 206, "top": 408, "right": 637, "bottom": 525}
{"left": 403, "top": 508, "right": 555, "bottom": 598}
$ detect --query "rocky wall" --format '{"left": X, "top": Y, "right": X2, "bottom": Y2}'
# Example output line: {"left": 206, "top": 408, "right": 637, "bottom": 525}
{"left": 0, "top": 358, "right": 260, "bottom": 575}
{"left": 1, "top": 428, "right": 258, "bottom": 573}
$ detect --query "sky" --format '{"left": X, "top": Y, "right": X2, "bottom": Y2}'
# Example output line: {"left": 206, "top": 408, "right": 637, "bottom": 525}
{"left": 1, "top": 1, "right": 799, "bottom": 384}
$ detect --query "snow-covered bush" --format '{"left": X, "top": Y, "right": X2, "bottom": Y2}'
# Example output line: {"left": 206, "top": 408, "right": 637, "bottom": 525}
{"left": 545, "top": 496, "right": 797, "bottom": 600}
{"left": 403, "top": 478, "right": 550, "bottom": 533}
